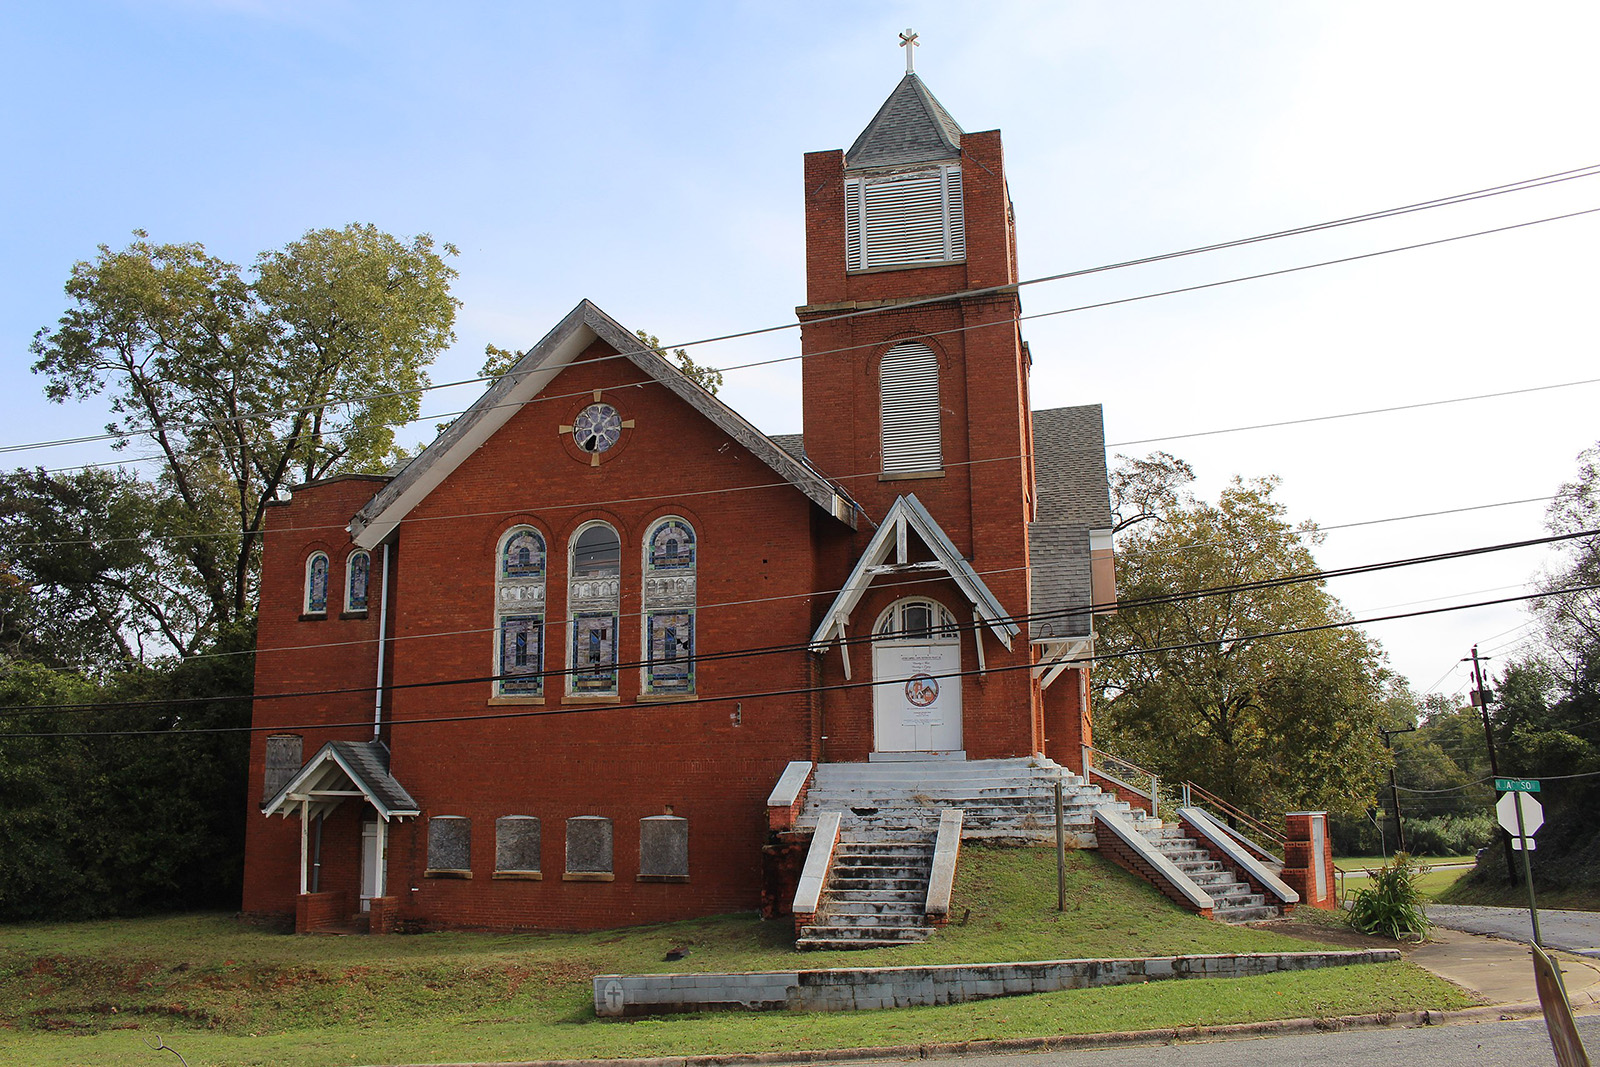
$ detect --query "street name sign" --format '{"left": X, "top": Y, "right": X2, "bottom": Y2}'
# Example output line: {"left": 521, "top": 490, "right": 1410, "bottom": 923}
{"left": 1495, "top": 778, "right": 1541, "bottom": 793}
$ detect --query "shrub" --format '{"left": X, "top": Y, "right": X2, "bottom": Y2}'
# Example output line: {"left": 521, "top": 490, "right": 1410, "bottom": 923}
{"left": 1348, "top": 853, "right": 1430, "bottom": 940}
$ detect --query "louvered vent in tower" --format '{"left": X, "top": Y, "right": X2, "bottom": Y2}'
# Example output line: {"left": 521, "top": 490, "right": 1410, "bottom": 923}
{"left": 845, "top": 166, "right": 965, "bottom": 272}
{"left": 880, "top": 341, "right": 942, "bottom": 474}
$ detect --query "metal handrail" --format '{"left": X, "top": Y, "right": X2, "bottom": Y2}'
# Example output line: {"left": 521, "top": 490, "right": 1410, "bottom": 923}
{"left": 1178, "top": 780, "right": 1287, "bottom": 851}
{"left": 1082, "top": 744, "right": 1160, "bottom": 807}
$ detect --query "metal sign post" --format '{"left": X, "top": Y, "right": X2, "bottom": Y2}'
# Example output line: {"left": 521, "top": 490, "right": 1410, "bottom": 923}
{"left": 1054, "top": 780, "right": 1066, "bottom": 911}
{"left": 1495, "top": 780, "right": 1544, "bottom": 946}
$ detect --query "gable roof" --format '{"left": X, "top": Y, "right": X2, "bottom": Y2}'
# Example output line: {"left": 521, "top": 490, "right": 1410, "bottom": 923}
{"left": 1032, "top": 404, "right": 1113, "bottom": 528}
{"left": 810, "top": 494, "right": 1020, "bottom": 653}
{"left": 846, "top": 74, "right": 963, "bottom": 170}
{"left": 261, "top": 739, "right": 420, "bottom": 822}
{"left": 348, "top": 300, "right": 856, "bottom": 548}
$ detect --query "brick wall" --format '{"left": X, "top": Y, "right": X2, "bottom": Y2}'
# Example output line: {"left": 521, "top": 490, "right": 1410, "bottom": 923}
{"left": 1093, "top": 822, "right": 1211, "bottom": 916}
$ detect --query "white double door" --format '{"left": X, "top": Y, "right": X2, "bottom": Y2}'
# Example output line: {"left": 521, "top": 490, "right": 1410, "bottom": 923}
{"left": 872, "top": 639, "right": 963, "bottom": 753}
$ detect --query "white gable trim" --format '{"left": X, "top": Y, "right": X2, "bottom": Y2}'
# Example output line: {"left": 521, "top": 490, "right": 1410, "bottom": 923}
{"left": 349, "top": 300, "right": 855, "bottom": 549}
{"left": 809, "top": 494, "right": 1019, "bottom": 656}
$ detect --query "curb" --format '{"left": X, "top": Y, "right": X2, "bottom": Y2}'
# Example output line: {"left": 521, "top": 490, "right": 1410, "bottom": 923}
{"left": 370, "top": 1002, "right": 1570, "bottom": 1067}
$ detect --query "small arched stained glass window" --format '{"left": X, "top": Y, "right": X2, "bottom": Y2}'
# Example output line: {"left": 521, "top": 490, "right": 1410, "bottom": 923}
{"left": 502, "top": 529, "right": 546, "bottom": 578}
{"left": 305, "top": 553, "right": 329, "bottom": 615}
{"left": 346, "top": 551, "right": 371, "bottom": 612}
{"left": 647, "top": 519, "right": 695, "bottom": 571}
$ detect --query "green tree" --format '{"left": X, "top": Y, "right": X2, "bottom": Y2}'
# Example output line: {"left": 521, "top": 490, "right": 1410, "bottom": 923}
{"left": 28, "top": 225, "right": 458, "bottom": 651}
{"left": 1096, "top": 470, "right": 1391, "bottom": 817}
{"left": 0, "top": 467, "right": 206, "bottom": 668}
{"left": 477, "top": 332, "right": 724, "bottom": 396}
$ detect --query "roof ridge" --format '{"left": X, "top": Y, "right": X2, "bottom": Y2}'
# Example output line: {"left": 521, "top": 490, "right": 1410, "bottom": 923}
{"left": 845, "top": 73, "right": 963, "bottom": 170}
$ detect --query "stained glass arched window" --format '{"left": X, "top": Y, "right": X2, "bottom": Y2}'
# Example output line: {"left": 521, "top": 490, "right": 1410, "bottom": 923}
{"left": 304, "top": 552, "right": 329, "bottom": 615}
{"left": 496, "top": 526, "right": 546, "bottom": 697}
{"left": 346, "top": 551, "right": 371, "bottom": 613}
{"left": 643, "top": 517, "right": 696, "bottom": 695}
{"left": 569, "top": 522, "right": 620, "bottom": 696}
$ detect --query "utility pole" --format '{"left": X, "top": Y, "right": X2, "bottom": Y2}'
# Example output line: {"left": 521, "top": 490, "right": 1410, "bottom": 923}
{"left": 1379, "top": 725, "right": 1416, "bottom": 854}
{"left": 1466, "top": 646, "right": 1517, "bottom": 885}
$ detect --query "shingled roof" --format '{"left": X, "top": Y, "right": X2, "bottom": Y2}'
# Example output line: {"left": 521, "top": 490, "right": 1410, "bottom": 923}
{"left": 1028, "top": 404, "right": 1113, "bottom": 641}
{"left": 846, "top": 73, "right": 963, "bottom": 170}
{"left": 261, "top": 740, "right": 419, "bottom": 821}
{"left": 1032, "top": 404, "right": 1113, "bottom": 528}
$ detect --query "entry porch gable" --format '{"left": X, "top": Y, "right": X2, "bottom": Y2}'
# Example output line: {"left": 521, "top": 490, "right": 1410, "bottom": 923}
{"left": 808, "top": 494, "right": 1020, "bottom": 680}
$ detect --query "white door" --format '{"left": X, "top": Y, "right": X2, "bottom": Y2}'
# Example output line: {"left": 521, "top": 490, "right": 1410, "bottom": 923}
{"left": 872, "top": 640, "right": 963, "bottom": 753}
{"left": 360, "top": 821, "right": 379, "bottom": 912}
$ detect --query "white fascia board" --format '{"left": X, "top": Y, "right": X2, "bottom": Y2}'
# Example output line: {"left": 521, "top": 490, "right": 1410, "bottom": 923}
{"left": 808, "top": 494, "right": 1020, "bottom": 652}
{"left": 350, "top": 326, "right": 596, "bottom": 550}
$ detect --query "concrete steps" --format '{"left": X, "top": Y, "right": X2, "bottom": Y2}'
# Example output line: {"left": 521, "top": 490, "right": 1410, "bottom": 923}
{"left": 1142, "top": 828, "right": 1281, "bottom": 924}
{"left": 796, "top": 756, "right": 1162, "bottom": 847}
{"left": 796, "top": 831, "right": 937, "bottom": 950}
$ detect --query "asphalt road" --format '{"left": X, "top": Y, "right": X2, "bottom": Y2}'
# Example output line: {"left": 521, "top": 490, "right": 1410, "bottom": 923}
{"left": 1429, "top": 904, "right": 1600, "bottom": 958}
{"left": 879, "top": 1014, "right": 1600, "bottom": 1067}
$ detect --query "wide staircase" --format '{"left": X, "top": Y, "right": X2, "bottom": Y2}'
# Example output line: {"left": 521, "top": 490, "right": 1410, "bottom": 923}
{"left": 793, "top": 757, "right": 1164, "bottom": 948}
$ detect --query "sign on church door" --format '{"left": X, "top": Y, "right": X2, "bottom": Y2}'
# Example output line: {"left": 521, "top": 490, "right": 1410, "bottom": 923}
{"left": 872, "top": 642, "right": 963, "bottom": 754}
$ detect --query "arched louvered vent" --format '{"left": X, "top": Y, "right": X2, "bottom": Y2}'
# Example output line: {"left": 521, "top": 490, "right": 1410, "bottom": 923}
{"left": 880, "top": 341, "right": 941, "bottom": 474}
{"left": 845, "top": 165, "right": 964, "bottom": 272}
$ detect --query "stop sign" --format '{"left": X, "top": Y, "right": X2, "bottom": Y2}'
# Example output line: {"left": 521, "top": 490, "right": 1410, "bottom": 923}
{"left": 1497, "top": 790, "right": 1544, "bottom": 837}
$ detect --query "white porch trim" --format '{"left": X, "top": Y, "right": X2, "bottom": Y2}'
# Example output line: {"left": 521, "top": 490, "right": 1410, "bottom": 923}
{"left": 809, "top": 494, "right": 1020, "bottom": 658}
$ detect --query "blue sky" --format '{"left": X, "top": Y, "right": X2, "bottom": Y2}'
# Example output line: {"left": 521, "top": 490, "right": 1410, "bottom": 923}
{"left": 3, "top": 1, "right": 1597, "bottom": 695}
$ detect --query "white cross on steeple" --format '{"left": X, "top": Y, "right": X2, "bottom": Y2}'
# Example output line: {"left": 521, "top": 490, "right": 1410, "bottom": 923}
{"left": 899, "top": 28, "right": 919, "bottom": 74}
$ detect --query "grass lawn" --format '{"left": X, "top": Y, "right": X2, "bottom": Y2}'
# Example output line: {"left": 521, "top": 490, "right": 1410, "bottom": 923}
{"left": 0, "top": 847, "right": 1474, "bottom": 1067}
{"left": 1436, "top": 877, "right": 1600, "bottom": 911}
{"left": 1336, "top": 856, "right": 1476, "bottom": 901}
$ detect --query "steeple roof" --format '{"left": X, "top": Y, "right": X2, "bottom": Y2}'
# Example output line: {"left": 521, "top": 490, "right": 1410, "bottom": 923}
{"left": 845, "top": 73, "right": 963, "bottom": 170}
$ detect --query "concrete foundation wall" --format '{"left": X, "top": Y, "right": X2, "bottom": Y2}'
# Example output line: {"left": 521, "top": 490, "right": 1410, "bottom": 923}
{"left": 594, "top": 949, "right": 1401, "bottom": 1016}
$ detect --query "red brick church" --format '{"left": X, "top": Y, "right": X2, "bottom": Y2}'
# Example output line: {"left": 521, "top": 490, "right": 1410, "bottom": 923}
{"left": 243, "top": 67, "right": 1118, "bottom": 932}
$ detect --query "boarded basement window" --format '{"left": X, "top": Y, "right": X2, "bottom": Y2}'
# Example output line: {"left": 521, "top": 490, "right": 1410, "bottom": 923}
{"left": 426, "top": 816, "right": 471, "bottom": 876}
{"left": 638, "top": 815, "right": 689, "bottom": 882}
{"left": 564, "top": 816, "right": 613, "bottom": 880}
{"left": 494, "top": 816, "right": 541, "bottom": 876}
{"left": 262, "top": 734, "right": 303, "bottom": 803}
{"left": 880, "top": 341, "right": 942, "bottom": 474}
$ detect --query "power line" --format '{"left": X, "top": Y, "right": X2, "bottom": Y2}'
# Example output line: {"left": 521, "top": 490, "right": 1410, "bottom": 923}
{"left": 9, "top": 164, "right": 1598, "bottom": 461}
{"left": 5, "top": 579, "right": 1598, "bottom": 739}
{"left": 4, "top": 534, "right": 1595, "bottom": 726}
{"left": 6, "top": 515, "right": 1591, "bottom": 685}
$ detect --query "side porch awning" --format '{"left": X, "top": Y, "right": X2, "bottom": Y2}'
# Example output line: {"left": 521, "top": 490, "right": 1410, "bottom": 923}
{"left": 262, "top": 739, "right": 420, "bottom": 823}
{"left": 809, "top": 494, "right": 1021, "bottom": 679}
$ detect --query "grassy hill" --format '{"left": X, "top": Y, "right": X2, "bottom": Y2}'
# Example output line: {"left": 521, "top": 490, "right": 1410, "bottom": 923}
{"left": 0, "top": 846, "right": 1471, "bottom": 1067}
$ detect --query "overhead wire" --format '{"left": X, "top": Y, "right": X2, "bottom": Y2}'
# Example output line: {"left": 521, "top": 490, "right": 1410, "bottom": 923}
{"left": 3, "top": 578, "right": 1597, "bottom": 738}
{"left": 6, "top": 162, "right": 1598, "bottom": 461}
{"left": 4, "top": 516, "right": 1592, "bottom": 683}
{"left": 2, "top": 521, "right": 1595, "bottom": 717}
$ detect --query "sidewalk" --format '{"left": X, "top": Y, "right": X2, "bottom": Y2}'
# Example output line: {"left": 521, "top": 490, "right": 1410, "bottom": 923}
{"left": 1412, "top": 919, "right": 1600, "bottom": 1011}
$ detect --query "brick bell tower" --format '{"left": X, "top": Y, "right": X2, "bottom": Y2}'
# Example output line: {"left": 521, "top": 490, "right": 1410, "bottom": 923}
{"left": 799, "top": 54, "right": 1048, "bottom": 761}
{"left": 799, "top": 71, "right": 1034, "bottom": 586}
